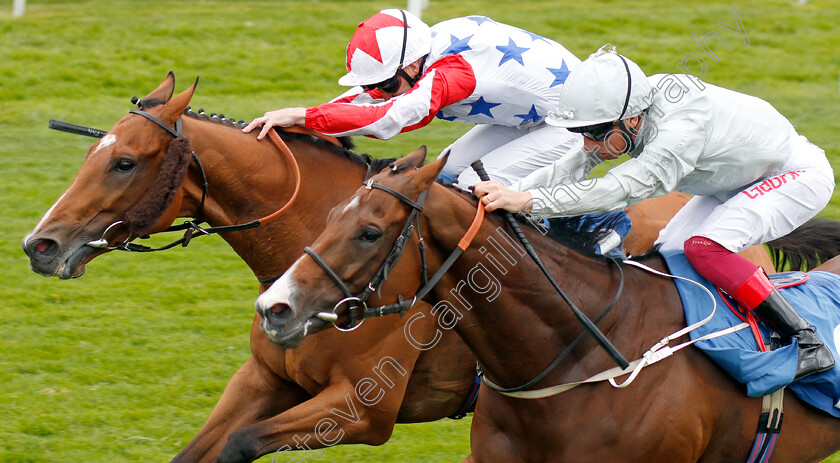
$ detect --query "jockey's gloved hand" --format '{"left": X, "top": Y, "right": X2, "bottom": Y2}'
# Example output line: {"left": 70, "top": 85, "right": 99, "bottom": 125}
{"left": 595, "top": 230, "right": 627, "bottom": 260}
{"left": 595, "top": 211, "right": 631, "bottom": 259}
{"left": 544, "top": 210, "right": 631, "bottom": 259}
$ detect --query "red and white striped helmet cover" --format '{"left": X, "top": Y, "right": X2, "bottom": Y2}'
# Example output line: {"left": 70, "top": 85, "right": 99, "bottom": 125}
{"left": 338, "top": 9, "right": 431, "bottom": 87}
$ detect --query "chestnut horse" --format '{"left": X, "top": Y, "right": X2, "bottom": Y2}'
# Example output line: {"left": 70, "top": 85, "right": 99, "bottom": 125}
{"left": 21, "top": 73, "right": 782, "bottom": 462}
{"left": 256, "top": 147, "right": 840, "bottom": 462}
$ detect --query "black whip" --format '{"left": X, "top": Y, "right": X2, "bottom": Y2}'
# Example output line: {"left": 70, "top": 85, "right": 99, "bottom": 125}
{"left": 49, "top": 119, "right": 107, "bottom": 138}
{"left": 470, "top": 160, "right": 629, "bottom": 369}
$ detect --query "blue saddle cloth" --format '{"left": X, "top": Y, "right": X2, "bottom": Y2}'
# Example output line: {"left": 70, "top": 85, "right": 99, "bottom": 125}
{"left": 661, "top": 250, "right": 840, "bottom": 417}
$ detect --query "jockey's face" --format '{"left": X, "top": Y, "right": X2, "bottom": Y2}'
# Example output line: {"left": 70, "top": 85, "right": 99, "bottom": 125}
{"left": 582, "top": 115, "right": 642, "bottom": 160}
{"left": 380, "top": 59, "right": 424, "bottom": 100}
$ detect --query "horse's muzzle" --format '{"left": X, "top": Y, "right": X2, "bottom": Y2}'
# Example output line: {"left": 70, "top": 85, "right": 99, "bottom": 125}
{"left": 22, "top": 234, "right": 95, "bottom": 279}
{"left": 22, "top": 235, "right": 62, "bottom": 276}
{"left": 258, "top": 301, "right": 294, "bottom": 328}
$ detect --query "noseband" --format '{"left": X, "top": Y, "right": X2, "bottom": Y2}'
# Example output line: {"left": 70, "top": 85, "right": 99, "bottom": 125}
{"left": 88, "top": 101, "right": 303, "bottom": 252}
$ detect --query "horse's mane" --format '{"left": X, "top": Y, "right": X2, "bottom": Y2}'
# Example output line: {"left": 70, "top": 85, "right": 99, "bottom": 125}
{"left": 178, "top": 106, "right": 395, "bottom": 171}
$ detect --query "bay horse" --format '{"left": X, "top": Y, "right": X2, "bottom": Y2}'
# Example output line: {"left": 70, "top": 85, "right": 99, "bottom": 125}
{"left": 256, "top": 147, "right": 840, "bottom": 462}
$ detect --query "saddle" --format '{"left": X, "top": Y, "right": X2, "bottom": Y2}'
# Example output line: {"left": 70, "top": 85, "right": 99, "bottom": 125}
{"left": 662, "top": 249, "right": 840, "bottom": 417}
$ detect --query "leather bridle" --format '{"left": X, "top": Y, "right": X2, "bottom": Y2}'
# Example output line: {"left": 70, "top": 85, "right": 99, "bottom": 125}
{"left": 87, "top": 104, "right": 312, "bottom": 253}
{"left": 305, "top": 172, "right": 485, "bottom": 331}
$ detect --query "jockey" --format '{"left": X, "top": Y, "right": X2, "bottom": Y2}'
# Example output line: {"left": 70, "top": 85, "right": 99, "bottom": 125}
{"left": 244, "top": 9, "right": 583, "bottom": 187}
{"left": 242, "top": 9, "right": 630, "bottom": 255}
{"left": 474, "top": 45, "right": 835, "bottom": 381}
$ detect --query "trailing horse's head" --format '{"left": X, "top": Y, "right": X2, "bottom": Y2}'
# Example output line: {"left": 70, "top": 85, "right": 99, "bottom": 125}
{"left": 255, "top": 146, "right": 446, "bottom": 348}
{"left": 22, "top": 72, "right": 198, "bottom": 279}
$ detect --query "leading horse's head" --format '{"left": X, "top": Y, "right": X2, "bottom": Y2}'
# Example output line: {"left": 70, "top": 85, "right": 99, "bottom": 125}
{"left": 22, "top": 72, "right": 197, "bottom": 279}
{"left": 255, "top": 146, "right": 445, "bottom": 348}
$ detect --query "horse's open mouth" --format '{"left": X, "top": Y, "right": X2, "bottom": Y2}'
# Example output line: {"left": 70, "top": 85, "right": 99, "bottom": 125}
{"left": 53, "top": 243, "right": 101, "bottom": 279}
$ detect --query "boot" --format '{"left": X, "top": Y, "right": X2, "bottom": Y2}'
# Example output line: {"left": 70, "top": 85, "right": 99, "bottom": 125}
{"left": 731, "top": 268, "right": 834, "bottom": 381}
{"left": 755, "top": 289, "right": 835, "bottom": 380}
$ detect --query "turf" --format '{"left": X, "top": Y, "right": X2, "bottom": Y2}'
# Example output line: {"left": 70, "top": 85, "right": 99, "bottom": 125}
{"left": 2, "top": 1, "right": 840, "bottom": 461}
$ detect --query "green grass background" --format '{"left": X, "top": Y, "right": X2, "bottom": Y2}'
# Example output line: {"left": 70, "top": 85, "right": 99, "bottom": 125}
{"left": 2, "top": 1, "right": 840, "bottom": 461}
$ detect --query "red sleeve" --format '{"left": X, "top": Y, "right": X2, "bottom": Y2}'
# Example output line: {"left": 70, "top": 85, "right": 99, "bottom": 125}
{"left": 401, "top": 55, "right": 476, "bottom": 133}
{"left": 304, "top": 55, "right": 476, "bottom": 138}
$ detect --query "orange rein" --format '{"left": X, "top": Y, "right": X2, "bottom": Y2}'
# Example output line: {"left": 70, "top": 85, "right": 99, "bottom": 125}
{"left": 258, "top": 129, "right": 302, "bottom": 225}
{"left": 458, "top": 200, "right": 486, "bottom": 251}
{"left": 257, "top": 127, "right": 340, "bottom": 225}
{"left": 281, "top": 125, "right": 341, "bottom": 147}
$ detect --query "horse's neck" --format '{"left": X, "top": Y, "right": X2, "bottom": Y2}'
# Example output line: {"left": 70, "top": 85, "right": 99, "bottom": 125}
{"left": 422, "top": 186, "right": 638, "bottom": 388}
{"left": 182, "top": 119, "right": 366, "bottom": 281}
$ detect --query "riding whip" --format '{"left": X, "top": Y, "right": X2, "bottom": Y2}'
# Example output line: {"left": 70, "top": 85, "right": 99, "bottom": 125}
{"left": 470, "top": 160, "right": 629, "bottom": 369}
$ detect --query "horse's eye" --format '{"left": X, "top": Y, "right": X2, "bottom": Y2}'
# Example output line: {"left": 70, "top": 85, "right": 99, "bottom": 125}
{"left": 358, "top": 229, "right": 381, "bottom": 243}
{"left": 114, "top": 159, "right": 136, "bottom": 173}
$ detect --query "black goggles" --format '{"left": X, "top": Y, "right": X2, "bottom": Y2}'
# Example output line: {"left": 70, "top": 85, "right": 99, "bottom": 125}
{"left": 567, "top": 121, "right": 617, "bottom": 141}
{"left": 362, "top": 74, "right": 402, "bottom": 94}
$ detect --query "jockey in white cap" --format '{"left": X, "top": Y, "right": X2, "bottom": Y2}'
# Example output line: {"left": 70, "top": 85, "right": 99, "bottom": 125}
{"left": 474, "top": 45, "right": 835, "bottom": 381}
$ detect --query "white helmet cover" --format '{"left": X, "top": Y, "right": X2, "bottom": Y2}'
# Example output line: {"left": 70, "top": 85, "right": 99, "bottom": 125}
{"left": 546, "top": 45, "right": 652, "bottom": 128}
{"left": 338, "top": 9, "right": 431, "bottom": 87}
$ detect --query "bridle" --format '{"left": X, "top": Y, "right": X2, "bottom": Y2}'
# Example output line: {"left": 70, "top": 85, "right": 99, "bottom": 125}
{"left": 304, "top": 169, "right": 484, "bottom": 331}
{"left": 86, "top": 101, "right": 320, "bottom": 253}
{"left": 303, "top": 166, "right": 630, "bottom": 393}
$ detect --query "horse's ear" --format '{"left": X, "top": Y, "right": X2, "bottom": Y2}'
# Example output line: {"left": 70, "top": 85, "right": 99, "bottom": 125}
{"left": 412, "top": 150, "right": 449, "bottom": 190}
{"left": 389, "top": 145, "right": 427, "bottom": 172}
{"left": 406, "top": 145, "right": 427, "bottom": 167}
{"left": 144, "top": 71, "right": 177, "bottom": 102}
{"left": 162, "top": 76, "right": 199, "bottom": 123}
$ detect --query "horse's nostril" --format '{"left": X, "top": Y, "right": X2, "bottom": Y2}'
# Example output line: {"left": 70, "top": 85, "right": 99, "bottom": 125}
{"left": 28, "top": 238, "right": 59, "bottom": 259}
{"left": 271, "top": 303, "right": 289, "bottom": 315}
{"left": 262, "top": 303, "right": 293, "bottom": 326}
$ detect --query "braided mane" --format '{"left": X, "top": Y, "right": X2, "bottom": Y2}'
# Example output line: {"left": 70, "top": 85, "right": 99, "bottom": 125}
{"left": 181, "top": 105, "right": 395, "bottom": 171}
{"left": 132, "top": 95, "right": 396, "bottom": 171}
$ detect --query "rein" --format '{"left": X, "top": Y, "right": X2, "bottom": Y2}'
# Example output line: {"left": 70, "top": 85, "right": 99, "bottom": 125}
{"left": 87, "top": 105, "right": 312, "bottom": 252}
{"left": 469, "top": 160, "right": 629, "bottom": 370}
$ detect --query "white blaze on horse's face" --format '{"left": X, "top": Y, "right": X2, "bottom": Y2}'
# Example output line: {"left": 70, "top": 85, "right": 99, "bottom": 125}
{"left": 92, "top": 134, "right": 117, "bottom": 156}
{"left": 27, "top": 135, "right": 116, "bottom": 241}
{"left": 341, "top": 196, "right": 362, "bottom": 215}
{"left": 256, "top": 257, "right": 301, "bottom": 314}
{"left": 259, "top": 271, "right": 295, "bottom": 309}
{"left": 24, "top": 190, "right": 71, "bottom": 246}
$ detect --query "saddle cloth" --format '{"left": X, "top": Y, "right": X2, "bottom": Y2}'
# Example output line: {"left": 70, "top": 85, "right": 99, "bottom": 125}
{"left": 661, "top": 249, "right": 840, "bottom": 417}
